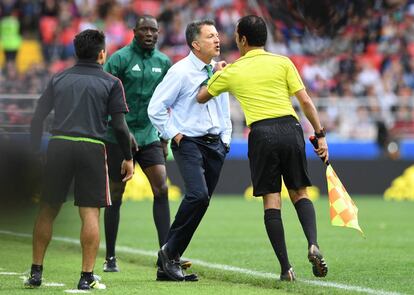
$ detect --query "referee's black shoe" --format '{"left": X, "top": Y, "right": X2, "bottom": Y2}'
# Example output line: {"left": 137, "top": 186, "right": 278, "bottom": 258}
{"left": 156, "top": 267, "right": 198, "bottom": 282}
{"left": 24, "top": 265, "right": 43, "bottom": 288}
{"left": 158, "top": 245, "right": 185, "bottom": 281}
{"left": 103, "top": 256, "right": 119, "bottom": 272}
{"left": 280, "top": 268, "right": 296, "bottom": 282}
{"left": 24, "top": 271, "right": 42, "bottom": 288}
{"left": 308, "top": 245, "right": 328, "bottom": 277}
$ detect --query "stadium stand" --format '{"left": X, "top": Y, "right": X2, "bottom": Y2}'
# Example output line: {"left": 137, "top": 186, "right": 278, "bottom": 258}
{"left": 0, "top": 0, "right": 413, "bottom": 149}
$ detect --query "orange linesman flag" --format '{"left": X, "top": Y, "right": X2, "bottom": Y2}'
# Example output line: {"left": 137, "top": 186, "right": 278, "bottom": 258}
{"left": 309, "top": 136, "right": 364, "bottom": 236}
{"left": 326, "top": 165, "right": 364, "bottom": 235}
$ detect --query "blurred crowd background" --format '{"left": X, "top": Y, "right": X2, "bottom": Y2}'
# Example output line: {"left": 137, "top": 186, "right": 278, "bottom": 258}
{"left": 0, "top": 0, "right": 413, "bottom": 150}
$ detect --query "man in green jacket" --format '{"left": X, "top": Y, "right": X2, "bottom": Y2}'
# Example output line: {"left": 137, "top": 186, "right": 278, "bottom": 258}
{"left": 103, "top": 15, "right": 172, "bottom": 273}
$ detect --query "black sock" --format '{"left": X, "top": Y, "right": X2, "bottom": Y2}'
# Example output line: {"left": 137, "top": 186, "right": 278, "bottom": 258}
{"left": 104, "top": 200, "right": 122, "bottom": 258}
{"left": 264, "top": 209, "right": 291, "bottom": 273}
{"left": 31, "top": 264, "right": 42, "bottom": 273}
{"left": 153, "top": 193, "right": 170, "bottom": 247}
{"left": 294, "top": 198, "right": 318, "bottom": 248}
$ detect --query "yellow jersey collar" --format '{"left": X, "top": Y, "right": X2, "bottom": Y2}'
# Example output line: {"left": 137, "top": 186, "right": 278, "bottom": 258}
{"left": 243, "top": 48, "right": 266, "bottom": 58}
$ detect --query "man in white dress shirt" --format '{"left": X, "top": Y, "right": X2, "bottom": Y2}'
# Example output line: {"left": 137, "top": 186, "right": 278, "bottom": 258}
{"left": 148, "top": 19, "right": 232, "bottom": 281}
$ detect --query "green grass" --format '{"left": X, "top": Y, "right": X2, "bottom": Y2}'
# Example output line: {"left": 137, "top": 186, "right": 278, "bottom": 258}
{"left": 0, "top": 196, "right": 413, "bottom": 294}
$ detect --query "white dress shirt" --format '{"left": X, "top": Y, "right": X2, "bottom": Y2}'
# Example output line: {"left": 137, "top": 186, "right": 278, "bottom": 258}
{"left": 148, "top": 51, "right": 232, "bottom": 144}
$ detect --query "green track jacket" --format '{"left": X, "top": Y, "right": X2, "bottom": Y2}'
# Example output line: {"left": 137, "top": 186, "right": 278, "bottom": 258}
{"left": 104, "top": 39, "right": 171, "bottom": 146}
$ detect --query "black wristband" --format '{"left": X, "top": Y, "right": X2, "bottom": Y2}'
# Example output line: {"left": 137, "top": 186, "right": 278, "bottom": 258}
{"left": 314, "top": 127, "right": 326, "bottom": 138}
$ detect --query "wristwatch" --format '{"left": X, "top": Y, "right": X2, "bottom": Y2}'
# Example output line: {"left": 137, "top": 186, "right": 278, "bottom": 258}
{"left": 314, "top": 127, "right": 326, "bottom": 138}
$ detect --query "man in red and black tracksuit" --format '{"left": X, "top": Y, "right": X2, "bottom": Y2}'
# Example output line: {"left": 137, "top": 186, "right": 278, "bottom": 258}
{"left": 25, "top": 29, "right": 134, "bottom": 291}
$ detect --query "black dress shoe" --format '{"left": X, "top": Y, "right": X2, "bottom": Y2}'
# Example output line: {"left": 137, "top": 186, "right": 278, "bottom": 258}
{"left": 158, "top": 246, "right": 185, "bottom": 281}
{"left": 156, "top": 267, "right": 198, "bottom": 282}
{"left": 156, "top": 257, "right": 192, "bottom": 270}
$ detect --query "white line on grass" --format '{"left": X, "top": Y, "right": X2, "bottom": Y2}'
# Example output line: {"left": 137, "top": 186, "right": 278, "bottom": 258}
{"left": 44, "top": 282, "right": 66, "bottom": 287}
{"left": 0, "top": 230, "right": 403, "bottom": 295}
{"left": 19, "top": 273, "right": 66, "bottom": 287}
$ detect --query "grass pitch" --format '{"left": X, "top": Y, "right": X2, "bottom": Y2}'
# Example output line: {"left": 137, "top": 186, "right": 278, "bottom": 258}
{"left": 0, "top": 196, "right": 413, "bottom": 294}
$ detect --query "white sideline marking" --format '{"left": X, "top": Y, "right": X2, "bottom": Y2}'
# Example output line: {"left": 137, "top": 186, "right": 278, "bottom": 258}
{"left": 19, "top": 274, "right": 66, "bottom": 287}
{"left": 0, "top": 272, "right": 22, "bottom": 275}
{"left": 64, "top": 290, "right": 90, "bottom": 294}
{"left": 45, "top": 282, "right": 66, "bottom": 287}
{"left": 0, "top": 230, "right": 403, "bottom": 295}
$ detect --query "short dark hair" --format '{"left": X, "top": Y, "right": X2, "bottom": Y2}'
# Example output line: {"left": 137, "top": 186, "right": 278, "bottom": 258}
{"left": 237, "top": 15, "right": 267, "bottom": 46}
{"left": 135, "top": 14, "right": 156, "bottom": 28}
{"left": 185, "top": 19, "right": 215, "bottom": 49}
{"left": 74, "top": 29, "right": 106, "bottom": 60}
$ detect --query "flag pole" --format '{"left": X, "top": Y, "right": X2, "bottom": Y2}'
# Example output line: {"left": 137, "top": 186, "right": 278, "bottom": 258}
{"left": 309, "top": 136, "right": 365, "bottom": 237}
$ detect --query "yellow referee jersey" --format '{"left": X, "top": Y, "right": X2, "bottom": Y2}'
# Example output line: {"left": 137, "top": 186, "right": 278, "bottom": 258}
{"left": 207, "top": 49, "right": 304, "bottom": 126}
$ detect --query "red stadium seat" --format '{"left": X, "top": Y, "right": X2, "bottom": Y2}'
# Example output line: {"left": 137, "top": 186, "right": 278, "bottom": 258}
{"left": 407, "top": 42, "right": 414, "bottom": 57}
{"left": 39, "top": 16, "right": 58, "bottom": 44}
{"left": 356, "top": 53, "right": 383, "bottom": 70}
{"left": 290, "top": 55, "right": 313, "bottom": 73}
{"left": 233, "top": 0, "right": 247, "bottom": 14}
{"left": 133, "top": 0, "right": 161, "bottom": 15}
{"left": 366, "top": 43, "right": 378, "bottom": 55}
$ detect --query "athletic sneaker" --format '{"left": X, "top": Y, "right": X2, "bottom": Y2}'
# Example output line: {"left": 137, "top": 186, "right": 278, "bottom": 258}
{"left": 103, "top": 256, "right": 119, "bottom": 272}
{"left": 24, "top": 270, "right": 42, "bottom": 288}
{"left": 77, "top": 274, "right": 106, "bottom": 290}
{"left": 308, "top": 245, "right": 328, "bottom": 277}
{"left": 280, "top": 268, "right": 296, "bottom": 282}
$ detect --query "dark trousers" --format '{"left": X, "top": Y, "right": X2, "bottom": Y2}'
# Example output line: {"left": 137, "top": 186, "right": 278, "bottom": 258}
{"left": 166, "top": 136, "right": 226, "bottom": 257}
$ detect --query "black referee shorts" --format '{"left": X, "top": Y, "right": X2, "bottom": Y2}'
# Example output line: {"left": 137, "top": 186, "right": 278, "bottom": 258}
{"left": 106, "top": 141, "right": 165, "bottom": 182}
{"left": 41, "top": 137, "right": 111, "bottom": 207}
{"left": 248, "top": 116, "right": 312, "bottom": 197}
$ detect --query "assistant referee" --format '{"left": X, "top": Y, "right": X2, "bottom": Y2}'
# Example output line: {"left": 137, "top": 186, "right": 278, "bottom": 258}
{"left": 197, "top": 15, "right": 328, "bottom": 281}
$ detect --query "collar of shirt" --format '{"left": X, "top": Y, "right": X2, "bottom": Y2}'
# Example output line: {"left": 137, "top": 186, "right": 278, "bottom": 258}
{"left": 188, "top": 51, "right": 212, "bottom": 71}
{"left": 131, "top": 38, "right": 155, "bottom": 58}
{"left": 76, "top": 60, "right": 103, "bottom": 69}
{"left": 241, "top": 48, "right": 267, "bottom": 59}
